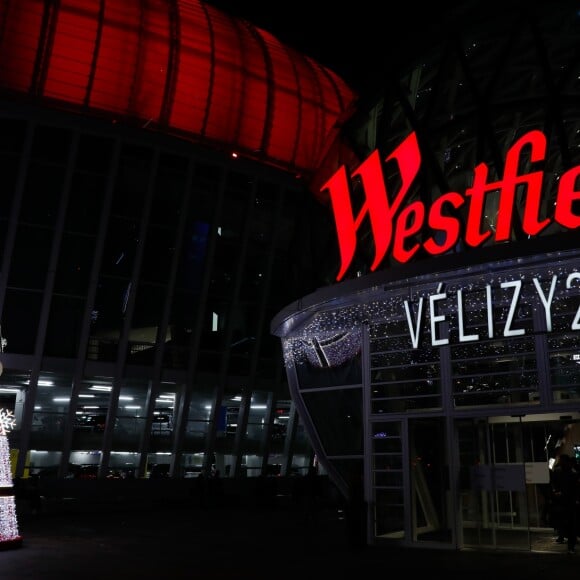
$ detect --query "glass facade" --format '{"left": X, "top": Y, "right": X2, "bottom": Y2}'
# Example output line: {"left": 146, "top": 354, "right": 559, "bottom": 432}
{"left": 275, "top": 247, "right": 580, "bottom": 551}
{"left": 272, "top": 2, "right": 580, "bottom": 552}
{"left": 0, "top": 105, "right": 319, "bottom": 481}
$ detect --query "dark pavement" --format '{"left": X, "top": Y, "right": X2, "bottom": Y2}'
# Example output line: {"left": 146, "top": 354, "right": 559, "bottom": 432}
{"left": 1, "top": 493, "right": 578, "bottom": 579}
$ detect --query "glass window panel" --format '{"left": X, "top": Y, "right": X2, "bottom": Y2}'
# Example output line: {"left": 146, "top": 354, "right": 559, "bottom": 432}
{"left": 289, "top": 328, "right": 363, "bottom": 389}
{"left": 302, "top": 387, "right": 363, "bottom": 456}
{"left": 112, "top": 145, "right": 153, "bottom": 219}
{"left": 181, "top": 452, "right": 207, "bottom": 478}
{"left": 151, "top": 154, "right": 188, "bottom": 227}
{"left": 290, "top": 452, "right": 312, "bottom": 477}
{"left": 149, "top": 383, "right": 177, "bottom": 453}
{"left": 0, "top": 119, "right": 27, "bottom": 155}
{"left": 100, "top": 216, "right": 139, "bottom": 278}
{"left": 28, "top": 451, "right": 62, "bottom": 477}
{"left": 140, "top": 226, "right": 175, "bottom": 284}
{"left": 229, "top": 353, "right": 250, "bottom": 376}
{"left": 243, "top": 453, "right": 264, "bottom": 478}
{"left": 21, "top": 162, "right": 65, "bottom": 227}
{"left": 54, "top": 233, "right": 96, "bottom": 295}
{"left": 109, "top": 452, "right": 139, "bottom": 478}
{"left": 200, "top": 301, "right": 227, "bottom": 352}
{"left": 370, "top": 323, "right": 442, "bottom": 413}
{"left": 452, "top": 337, "right": 539, "bottom": 407}
{"left": 8, "top": 225, "right": 53, "bottom": 289}
{"left": 66, "top": 171, "right": 107, "bottom": 235}
{"left": 375, "top": 489, "right": 405, "bottom": 537}
{"left": 251, "top": 181, "right": 280, "bottom": 244}
{"left": 177, "top": 219, "right": 211, "bottom": 294}
{"left": 168, "top": 288, "right": 196, "bottom": 335}
{"left": 31, "top": 378, "right": 71, "bottom": 451}
{"left": 71, "top": 378, "right": 112, "bottom": 453}
{"left": 75, "top": 134, "right": 114, "bottom": 174}
{"left": 2, "top": 289, "right": 42, "bottom": 354}
{"left": 147, "top": 453, "right": 171, "bottom": 478}
{"left": 270, "top": 399, "right": 290, "bottom": 450}
{"left": 292, "top": 421, "right": 311, "bottom": 456}
{"left": 128, "top": 283, "right": 166, "bottom": 364}
{"left": 31, "top": 125, "right": 71, "bottom": 165}
{"left": 210, "top": 240, "right": 239, "bottom": 300}
{"left": 294, "top": 355, "right": 362, "bottom": 389}
{"left": 241, "top": 391, "right": 268, "bottom": 454}
{"left": 44, "top": 296, "right": 84, "bottom": 358}
{"left": 183, "top": 388, "right": 213, "bottom": 453}
{"left": 239, "top": 258, "right": 268, "bottom": 300}
{"left": 90, "top": 275, "right": 129, "bottom": 345}
{"left": 112, "top": 378, "right": 150, "bottom": 454}
{"left": 372, "top": 422, "right": 404, "bottom": 538}
{"left": 548, "top": 292, "right": 580, "bottom": 402}
{"left": 0, "top": 151, "right": 19, "bottom": 254}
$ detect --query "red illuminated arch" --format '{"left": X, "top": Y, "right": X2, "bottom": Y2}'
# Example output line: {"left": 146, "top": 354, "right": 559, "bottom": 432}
{"left": 0, "top": 0, "right": 358, "bottom": 184}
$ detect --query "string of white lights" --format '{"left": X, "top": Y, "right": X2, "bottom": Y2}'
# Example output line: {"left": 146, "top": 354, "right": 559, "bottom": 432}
{"left": 0, "top": 409, "right": 21, "bottom": 545}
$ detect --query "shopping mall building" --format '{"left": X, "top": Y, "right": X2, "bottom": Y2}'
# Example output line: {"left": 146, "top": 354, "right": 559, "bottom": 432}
{"left": 271, "top": 0, "right": 580, "bottom": 553}
{"left": 1, "top": 0, "right": 579, "bottom": 555}
{"left": 0, "top": 0, "right": 357, "bottom": 487}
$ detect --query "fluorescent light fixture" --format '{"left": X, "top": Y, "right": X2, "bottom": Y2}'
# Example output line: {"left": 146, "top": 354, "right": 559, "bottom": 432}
{"left": 82, "top": 405, "right": 99, "bottom": 409}
{"left": 34, "top": 406, "right": 42, "bottom": 410}
{"left": 90, "top": 386, "right": 112, "bottom": 392}
{"left": 53, "top": 397, "right": 70, "bottom": 402}
{"left": 0, "top": 388, "right": 19, "bottom": 394}
{"left": 250, "top": 405, "right": 267, "bottom": 410}
{"left": 26, "top": 380, "right": 54, "bottom": 386}
{"left": 124, "top": 405, "right": 141, "bottom": 409}
{"left": 79, "top": 394, "right": 95, "bottom": 398}
{"left": 119, "top": 396, "right": 134, "bottom": 401}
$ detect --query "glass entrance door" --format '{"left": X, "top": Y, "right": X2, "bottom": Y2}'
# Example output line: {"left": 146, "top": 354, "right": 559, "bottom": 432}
{"left": 409, "top": 417, "right": 453, "bottom": 546}
{"left": 371, "top": 417, "right": 454, "bottom": 548}
{"left": 456, "top": 414, "right": 578, "bottom": 552}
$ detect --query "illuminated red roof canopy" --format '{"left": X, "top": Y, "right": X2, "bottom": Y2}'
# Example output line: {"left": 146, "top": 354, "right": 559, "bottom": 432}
{"left": 0, "top": 0, "right": 358, "bottom": 185}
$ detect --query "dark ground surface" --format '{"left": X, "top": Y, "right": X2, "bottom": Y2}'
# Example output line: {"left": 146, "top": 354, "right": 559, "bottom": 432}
{"left": 1, "top": 492, "right": 578, "bottom": 579}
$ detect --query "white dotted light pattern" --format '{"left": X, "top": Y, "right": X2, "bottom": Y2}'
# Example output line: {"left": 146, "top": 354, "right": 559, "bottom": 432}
{"left": 0, "top": 497, "right": 19, "bottom": 542}
{"left": 0, "top": 436, "right": 12, "bottom": 488}
{"left": 281, "top": 249, "right": 580, "bottom": 373}
{"left": 0, "top": 409, "right": 15, "bottom": 437}
{"left": 0, "top": 409, "right": 21, "bottom": 546}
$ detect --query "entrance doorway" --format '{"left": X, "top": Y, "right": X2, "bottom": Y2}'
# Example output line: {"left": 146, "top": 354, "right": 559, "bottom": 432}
{"left": 371, "top": 417, "right": 454, "bottom": 548}
{"left": 456, "top": 413, "right": 580, "bottom": 552}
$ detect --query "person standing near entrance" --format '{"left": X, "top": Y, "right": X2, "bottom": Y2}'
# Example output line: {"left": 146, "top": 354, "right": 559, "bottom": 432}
{"left": 551, "top": 453, "right": 580, "bottom": 554}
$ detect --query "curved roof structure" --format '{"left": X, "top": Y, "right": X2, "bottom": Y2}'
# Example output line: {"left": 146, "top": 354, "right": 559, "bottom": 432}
{"left": 0, "top": 0, "right": 358, "bottom": 183}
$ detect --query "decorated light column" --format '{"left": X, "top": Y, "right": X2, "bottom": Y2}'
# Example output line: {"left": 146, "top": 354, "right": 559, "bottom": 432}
{"left": 0, "top": 409, "right": 22, "bottom": 549}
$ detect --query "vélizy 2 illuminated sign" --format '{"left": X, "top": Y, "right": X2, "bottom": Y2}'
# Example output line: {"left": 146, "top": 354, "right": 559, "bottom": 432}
{"left": 403, "top": 273, "right": 580, "bottom": 349}
{"left": 322, "top": 130, "right": 580, "bottom": 281}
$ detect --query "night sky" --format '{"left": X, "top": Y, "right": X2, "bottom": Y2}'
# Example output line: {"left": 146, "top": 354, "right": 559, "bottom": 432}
{"left": 203, "top": 0, "right": 455, "bottom": 93}
{"left": 204, "top": 1, "right": 552, "bottom": 95}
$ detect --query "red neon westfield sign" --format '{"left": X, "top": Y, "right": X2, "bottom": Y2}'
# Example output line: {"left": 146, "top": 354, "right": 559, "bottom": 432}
{"left": 322, "top": 130, "right": 580, "bottom": 281}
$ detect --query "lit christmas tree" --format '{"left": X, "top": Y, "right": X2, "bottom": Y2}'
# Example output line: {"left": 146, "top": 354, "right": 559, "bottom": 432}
{"left": 0, "top": 408, "right": 22, "bottom": 549}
